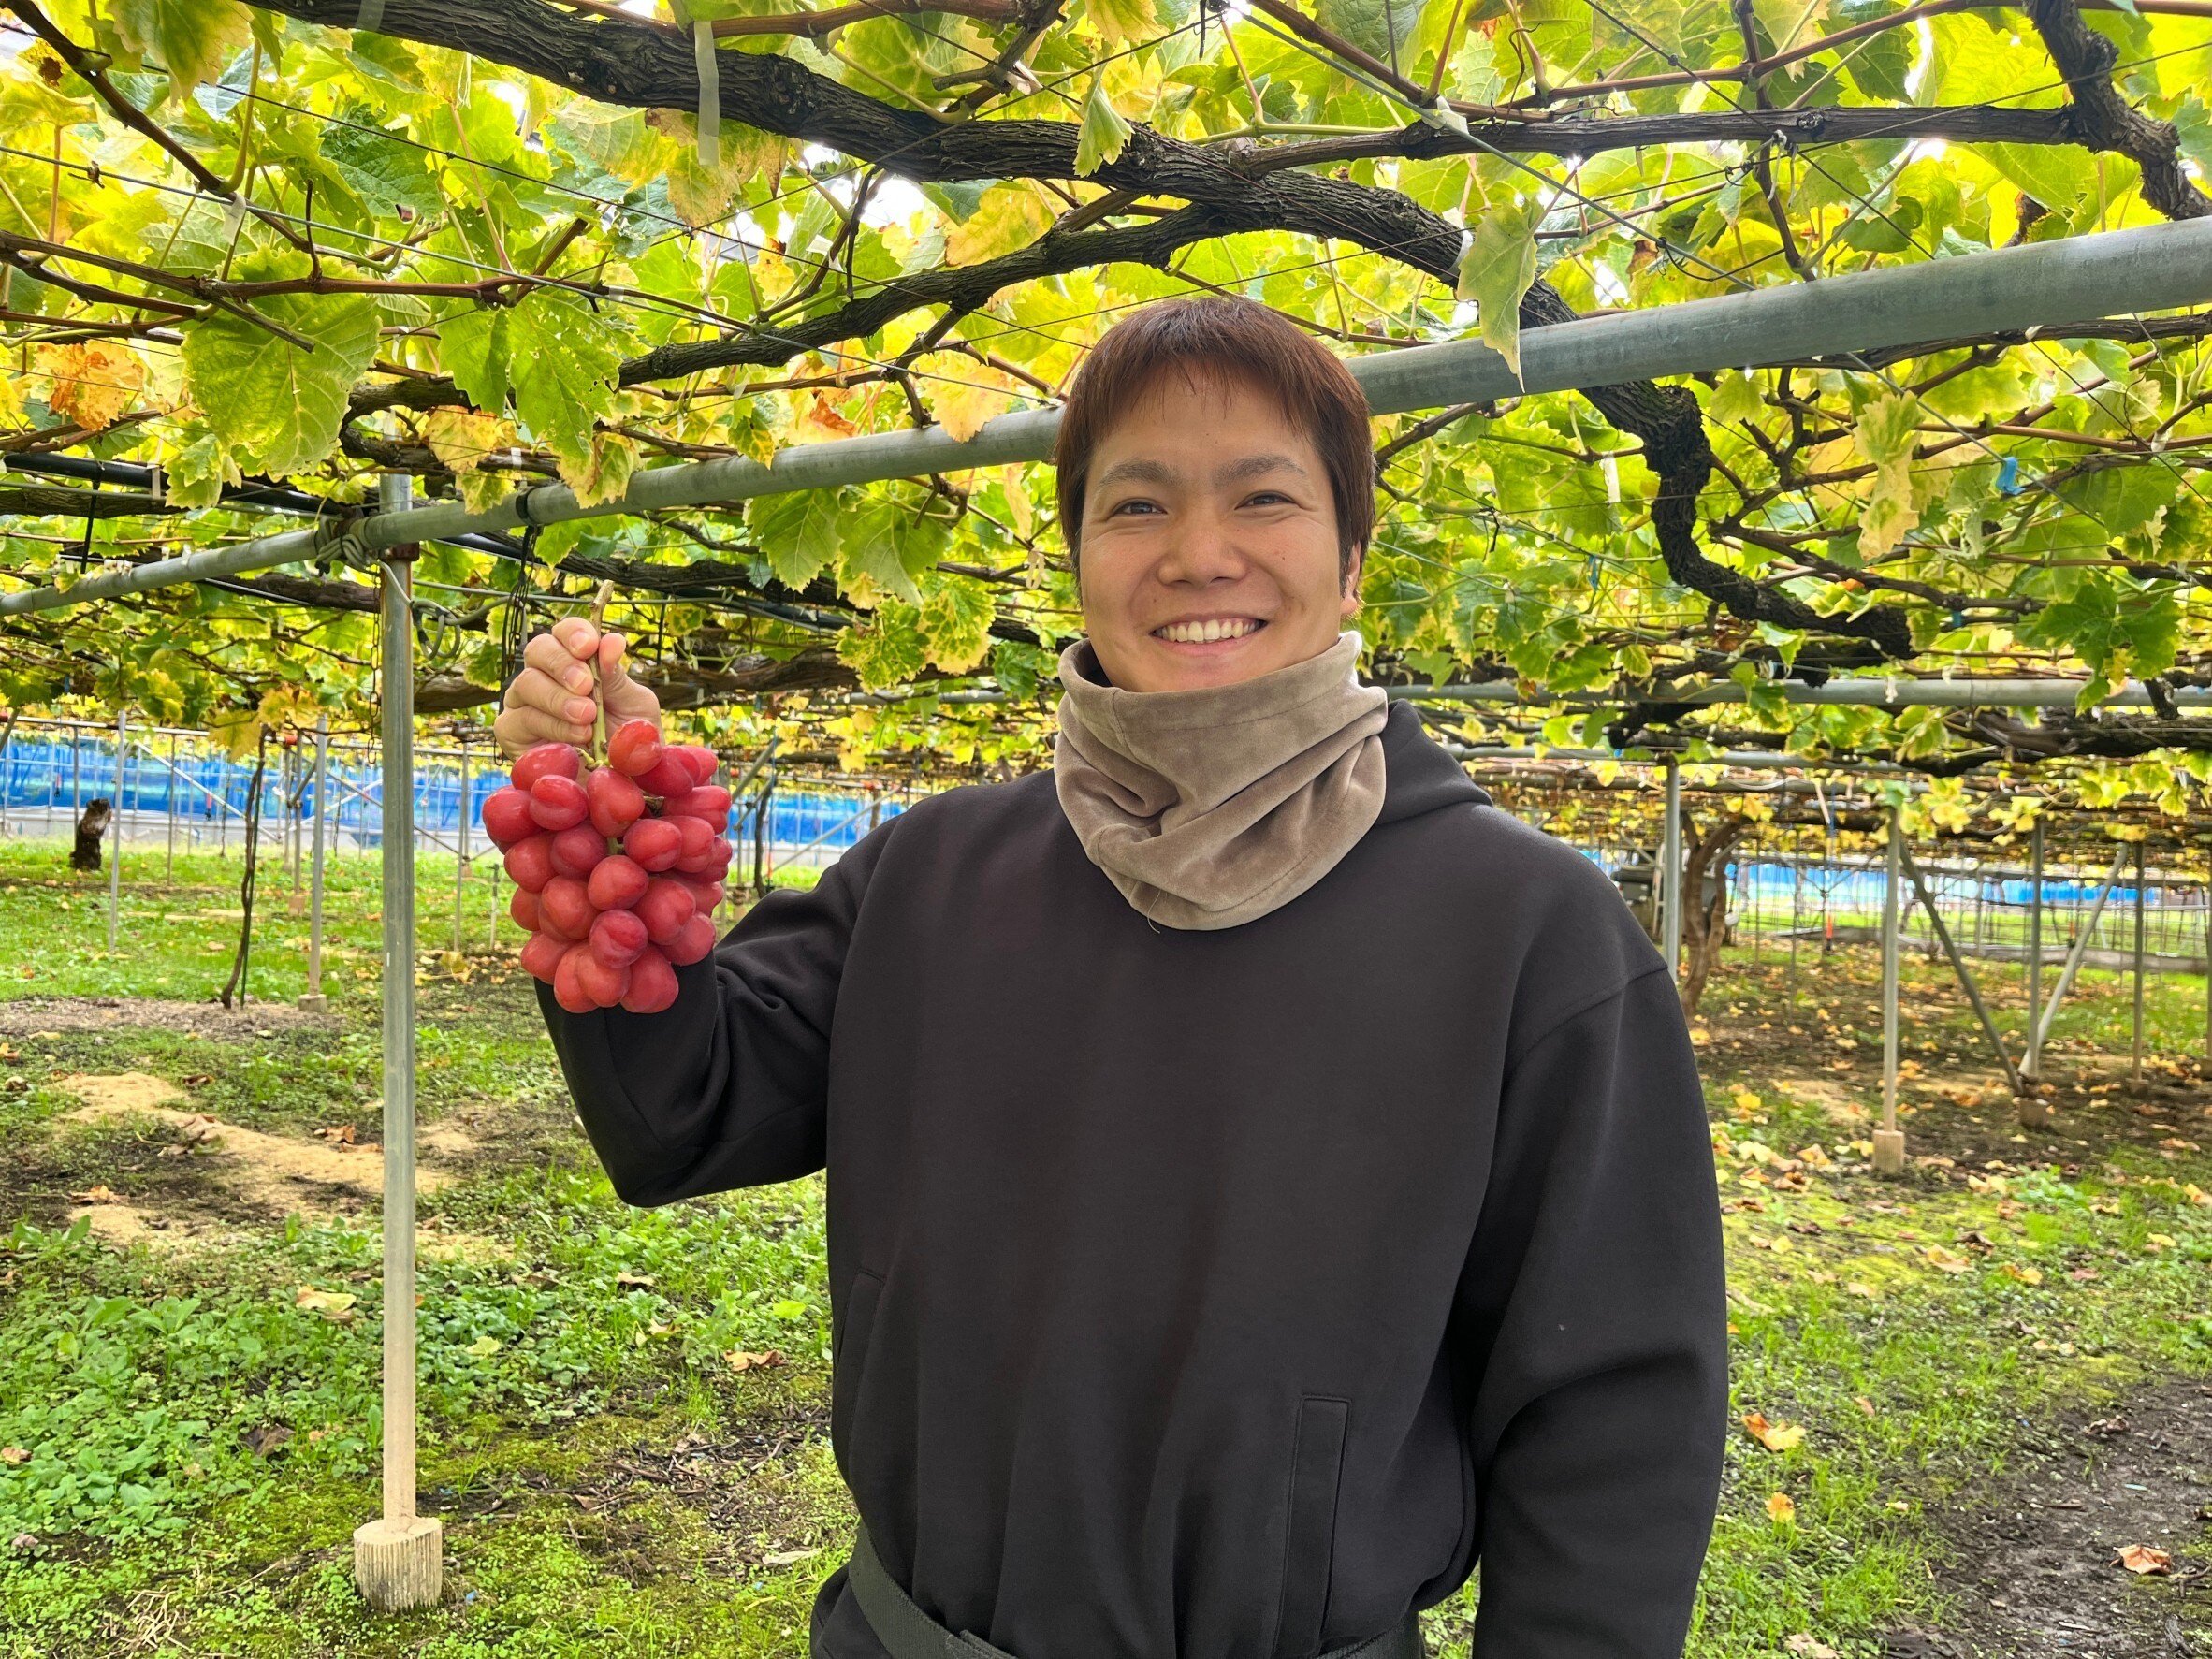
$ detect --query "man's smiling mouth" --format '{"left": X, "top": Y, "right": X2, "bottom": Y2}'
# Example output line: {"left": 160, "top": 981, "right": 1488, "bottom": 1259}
{"left": 1153, "top": 618, "right": 1264, "bottom": 644}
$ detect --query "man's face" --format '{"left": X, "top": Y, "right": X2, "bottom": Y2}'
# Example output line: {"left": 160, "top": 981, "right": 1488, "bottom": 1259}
{"left": 1074, "top": 373, "right": 1362, "bottom": 694}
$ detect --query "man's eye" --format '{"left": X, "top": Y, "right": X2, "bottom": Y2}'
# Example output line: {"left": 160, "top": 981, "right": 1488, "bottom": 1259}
{"left": 1244, "top": 491, "right": 1292, "bottom": 507}
{"left": 1109, "top": 499, "right": 1162, "bottom": 516}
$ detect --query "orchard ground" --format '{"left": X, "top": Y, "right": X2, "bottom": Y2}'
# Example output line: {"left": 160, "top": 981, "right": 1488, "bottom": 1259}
{"left": 0, "top": 840, "right": 2207, "bottom": 1659}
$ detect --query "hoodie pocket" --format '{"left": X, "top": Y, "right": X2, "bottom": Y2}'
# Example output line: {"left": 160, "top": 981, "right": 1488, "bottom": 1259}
{"left": 1273, "top": 1395, "right": 1349, "bottom": 1659}
{"left": 830, "top": 1268, "right": 884, "bottom": 1477}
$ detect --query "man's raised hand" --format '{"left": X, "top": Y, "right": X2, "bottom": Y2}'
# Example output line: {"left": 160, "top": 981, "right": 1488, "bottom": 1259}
{"left": 493, "top": 618, "right": 661, "bottom": 763}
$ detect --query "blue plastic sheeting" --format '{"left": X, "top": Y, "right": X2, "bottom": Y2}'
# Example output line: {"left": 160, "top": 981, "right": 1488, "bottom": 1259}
{"left": 0, "top": 735, "right": 902, "bottom": 856}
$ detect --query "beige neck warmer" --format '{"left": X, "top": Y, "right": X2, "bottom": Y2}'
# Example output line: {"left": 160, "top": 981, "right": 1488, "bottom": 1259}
{"left": 1053, "top": 632, "right": 1390, "bottom": 931}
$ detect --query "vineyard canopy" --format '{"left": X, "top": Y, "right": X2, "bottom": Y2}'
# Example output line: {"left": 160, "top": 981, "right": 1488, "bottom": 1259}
{"left": 0, "top": 0, "right": 2209, "bottom": 811}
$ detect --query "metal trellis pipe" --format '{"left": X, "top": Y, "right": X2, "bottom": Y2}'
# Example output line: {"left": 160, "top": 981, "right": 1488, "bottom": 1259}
{"left": 107, "top": 709, "right": 124, "bottom": 951}
{"left": 5, "top": 219, "right": 2212, "bottom": 620}
{"left": 2031, "top": 848, "right": 2132, "bottom": 1059}
{"left": 1661, "top": 759, "right": 1682, "bottom": 979}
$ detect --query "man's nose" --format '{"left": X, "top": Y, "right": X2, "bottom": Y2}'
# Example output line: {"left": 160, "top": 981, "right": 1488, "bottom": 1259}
{"left": 1156, "top": 510, "right": 1248, "bottom": 586}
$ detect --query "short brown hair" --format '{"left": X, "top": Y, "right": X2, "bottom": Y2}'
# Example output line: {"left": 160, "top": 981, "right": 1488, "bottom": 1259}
{"left": 1051, "top": 297, "right": 1375, "bottom": 577}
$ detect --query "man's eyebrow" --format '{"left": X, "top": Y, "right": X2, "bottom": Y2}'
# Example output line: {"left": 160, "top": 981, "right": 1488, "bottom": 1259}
{"left": 1215, "top": 453, "right": 1308, "bottom": 485}
{"left": 1094, "top": 458, "right": 1181, "bottom": 488}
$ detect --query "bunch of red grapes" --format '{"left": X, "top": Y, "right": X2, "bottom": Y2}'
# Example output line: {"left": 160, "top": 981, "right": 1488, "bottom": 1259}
{"left": 480, "top": 720, "right": 733, "bottom": 1014}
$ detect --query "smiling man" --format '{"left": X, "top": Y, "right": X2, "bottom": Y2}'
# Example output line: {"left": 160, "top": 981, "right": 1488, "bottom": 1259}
{"left": 503, "top": 297, "right": 1727, "bottom": 1659}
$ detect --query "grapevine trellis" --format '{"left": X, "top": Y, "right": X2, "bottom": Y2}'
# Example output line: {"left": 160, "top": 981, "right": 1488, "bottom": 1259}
{"left": 4, "top": 0, "right": 2212, "bottom": 1612}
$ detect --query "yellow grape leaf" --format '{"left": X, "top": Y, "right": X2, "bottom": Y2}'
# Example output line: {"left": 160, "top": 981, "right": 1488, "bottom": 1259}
{"left": 464, "top": 1335, "right": 503, "bottom": 1358}
{"left": 926, "top": 361, "right": 1021, "bottom": 444}
{"left": 38, "top": 342, "right": 146, "bottom": 431}
{"left": 792, "top": 393, "right": 861, "bottom": 447}
{"left": 1852, "top": 392, "right": 1920, "bottom": 558}
{"left": 1766, "top": 1492, "right": 1797, "bottom": 1523}
{"left": 1074, "top": 73, "right": 1131, "bottom": 175}
{"left": 946, "top": 184, "right": 1053, "bottom": 267}
{"left": 1742, "top": 1411, "right": 1806, "bottom": 1452}
{"left": 1922, "top": 1244, "right": 1973, "bottom": 1274}
{"left": 560, "top": 429, "right": 639, "bottom": 511}
{"left": 422, "top": 407, "right": 506, "bottom": 475}
{"left": 2000, "top": 1261, "right": 2043, "bottom": 1285}
{"left": 1084, "top": 0, "right": 1159, "bottom": 48}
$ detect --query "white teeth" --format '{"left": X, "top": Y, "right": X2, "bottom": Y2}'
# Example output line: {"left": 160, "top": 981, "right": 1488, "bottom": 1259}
{"left": 1157, "top": 618, "right": 1259, "bottom": 644}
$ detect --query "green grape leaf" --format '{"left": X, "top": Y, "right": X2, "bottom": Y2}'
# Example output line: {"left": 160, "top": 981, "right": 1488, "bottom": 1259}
{"left": 1084, "top": 0, "right": 1160, "bottom": 49}
{"left": 1314, "top": 0, "right": 1428, "bottom": 60}
{"left": 442, "top": 305, "right": 513, "bottom": 417}
{"left": 506, "top": 288, "right": 626, "bottom": 489}
{"left": 318, "top": 122, "right": 444, "bottom": 218}
{"left": 182, "top": 292, "right": 379, "bottom": 476}
{"left": 1851, "top": 392, "right": 1919, "bottom": 557}
{"left": 1075, "top": 75, "right": 1131, "bottom": 176}
{"left": 837, "top": 601, "right": 927, "bottom": 691}
{"left": 1457, "top": 195, "right": 1539, "bottom": 381}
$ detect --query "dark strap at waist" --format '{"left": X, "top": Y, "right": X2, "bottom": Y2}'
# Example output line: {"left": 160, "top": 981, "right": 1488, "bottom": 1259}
{"left": 846, "top": 1518, "right": 1426, "bottom": 1659}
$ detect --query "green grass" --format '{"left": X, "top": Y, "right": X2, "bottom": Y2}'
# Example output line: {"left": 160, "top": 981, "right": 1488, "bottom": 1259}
{"left": 0, "top": 840, "right": 2205, "bottom": 1656}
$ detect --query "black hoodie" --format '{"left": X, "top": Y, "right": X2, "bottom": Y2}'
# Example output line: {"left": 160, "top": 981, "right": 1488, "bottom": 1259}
{"left": 535, "top": 702, "right": 1728, "bottom": 1658}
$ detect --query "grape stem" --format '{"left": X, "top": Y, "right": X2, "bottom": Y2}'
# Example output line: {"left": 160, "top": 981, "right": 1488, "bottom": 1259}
{"left": 583, "top": 578, "right": 616, "bottom": 766}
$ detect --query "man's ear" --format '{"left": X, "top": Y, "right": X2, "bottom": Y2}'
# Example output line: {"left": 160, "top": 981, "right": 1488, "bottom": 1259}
{"left": 1339, "top": 544, "right": 1366, "bottom": 615}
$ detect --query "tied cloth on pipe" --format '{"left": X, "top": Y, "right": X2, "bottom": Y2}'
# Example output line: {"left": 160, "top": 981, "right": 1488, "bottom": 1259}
{"left": 672, "top": 0, "right": 721, "bottom": 172}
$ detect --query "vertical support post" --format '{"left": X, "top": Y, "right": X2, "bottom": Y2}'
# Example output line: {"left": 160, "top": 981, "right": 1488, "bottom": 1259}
{"left": 1789, "top": 854, "right": 1803, "bottom": 992}
{"left": 1873, "top": 806, "right": 1907, "bottom": 1175}
{"left": 2132, "top": 841, "right": 2147, "bottom": 1089}
{"left": 302, "top": 716, "right": 329, "bottom": 1012}
{"left": 353, "top": 479, "right": 441, "bottom": 1612}
{"left": 2204, "top": 868, "right": 2211, "bottom": 1070}
{"left": 166, "top": 734, "right": 178, "bottom": 878}
{"left": 454, "top": 742, "right": 469, "bottom": 957}
{"left": 1661, "top": 759, "right": 1682, "bottom": 980}
{"left": 2021, "top": 821, "right": 2048, "bottom": 1127}
{"left": 70, "top": 727, "right": 80, "bottom": 845}
{"left": 108, "top": 707, "right": 125, "bottom": 955}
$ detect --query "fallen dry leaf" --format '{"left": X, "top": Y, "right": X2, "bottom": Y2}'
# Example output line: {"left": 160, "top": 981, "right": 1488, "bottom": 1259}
{"left": 70, "top": 1186, "right": 121, "bottom": 1204}
{"left": 1766, "top": 1492, "right": 1797, "bottom": 1523}
{"left": 1743, "top": 1412, "right": 1806, "bottom": 1452}
{"left": 0, "top": 1448, "right": 26, "bottom": 1466}
{"left": 294, "top": 1287, "right": 357, "bottom": 1322}
{"left": 762, "top": 1546, "right": 822, "bottom": 1567}
{"left": 1783, "top": 1637, "right": 1838, "bottom": 1659}
{"left": 723, "top": 1348, "right": 786, "bottom": 1374}
{"left": 241, "top": 1424, "right": 291, "bottom": 1458}
{"left": 1923, "top": 1245, "right": 1972, "bottom": 1274}
{"left": 314, "top": 1124, "right": 357, "bottom": 1145}
{"left": 2001, "top": 1262, "right": 2044, "bottom": 1286}
{"left": 2112, "top": 1544, "right": 2173, "bottom": 1575}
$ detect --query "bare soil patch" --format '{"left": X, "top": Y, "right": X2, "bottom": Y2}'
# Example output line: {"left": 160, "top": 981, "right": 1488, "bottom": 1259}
{"left": 46, "top": 1073, "right": 474, "bottom": 1244}
{"left": 1889, "top": 1378, "right": 2212, "bottom": 1658}
{"left": 0, "top": 995, "right": 340, "bottom": 1041}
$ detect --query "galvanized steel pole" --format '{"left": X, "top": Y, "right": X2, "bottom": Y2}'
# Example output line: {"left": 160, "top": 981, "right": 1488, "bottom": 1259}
{"left": 2132, "top": 842, "right": 2147, "bottom": 1088}
{"left": 107, "top": 708, "right": 124, "bottom": 952}
{"left": 2022, "top": 822, "right": 2048, "bottom": 1127}
{"left": 454, "top": 742, "right": 469, "bottom": 958}
{"left": 302, "top": 716, "right": 329, "bottom": 1013}
{"left": 1661, "top": 760, "right": 1682, "bottom": 980}
{"left": 352, "top": 479, "right": 441, "bottom": 1612}
{"left": 1874, "top": 808, "right": 1906, "bottom": 1175}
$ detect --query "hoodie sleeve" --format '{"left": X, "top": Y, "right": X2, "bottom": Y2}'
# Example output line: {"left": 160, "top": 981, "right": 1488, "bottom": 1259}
{"left": 533, "top": 821, "right": 895, "bottom": 1208}
{"left": 1451, "top": 961, "right": 1728, "bottom": 1657}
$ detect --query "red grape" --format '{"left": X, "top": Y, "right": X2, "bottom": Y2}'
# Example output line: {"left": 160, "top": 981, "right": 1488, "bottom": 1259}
{"left": 663, "top": 785, "right": 734, "bottom": 822}
{"left": 676, "top": 878, "right": 725, "bottom": 916}
{"left": 509, "top": 887, "right": 542, "bottom": 932}
{"left": 636, "top": 877, "right": 696, "bottom": 944}
{"left": 664, "top": 912, "right": 717, "bottom": 966}
{"left": 607, "top": 720, "right": 664, "bottom": 779}
{"left": 673, "top": 744, "right": 719, "bottom": 785}
{"left": 513, "top": 742, "right": 584, "bottom": 792}
{"left": 633, "top": 753, "right": 695, "bottom": 800}
{"left": 481, "top": 786, "right": 538, "bottom": 849}
{"left": 586, "top": 767, "right": 646, "bottom": 838}
{"left": 504, "top": 833, "right": 556, "bottom": 893}
{"left": 622, "top": 816, "right": 684, "bottom": 872}
{"left": 520, "top": 930, "right": 569, "bottom": 984}
{"left": 529, "top": 773, "right": 589, "bottom": 831}
{"left": 574, "top": 950, "right": 630, "bottom": 1008}
{"left": 540, "top": 874, "right": 596, "bottom": 939}
{"left": 676, "top": 836, "right": 732, "bottom": 878}
{"left": 668, "top": 816, "right": 716, "bottom": 862}
{"left": 552, "top": 943, "right": 598, "bottom": 1013}
{"left": 620, "top": 946, "right": 678, "bottom": 1014}
{"left": 549, "top": 823, "right": 608, "bottom": 879}
{"left": 589, "top": 908, "right": 649, "bottom": 968}
{"left": 587, "top": 854, "right": 650, "bottom": 911}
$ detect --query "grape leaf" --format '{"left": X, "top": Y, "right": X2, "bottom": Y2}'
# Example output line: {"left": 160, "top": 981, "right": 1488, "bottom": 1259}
{"left": 1457, "top": 195, "right": 1539, "bottom": 380}
{"left": 111, "top": 0, "right": 252, "bottom": 93}
{"left": 182, "top": 293, "right": 379, "bottom": 475}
